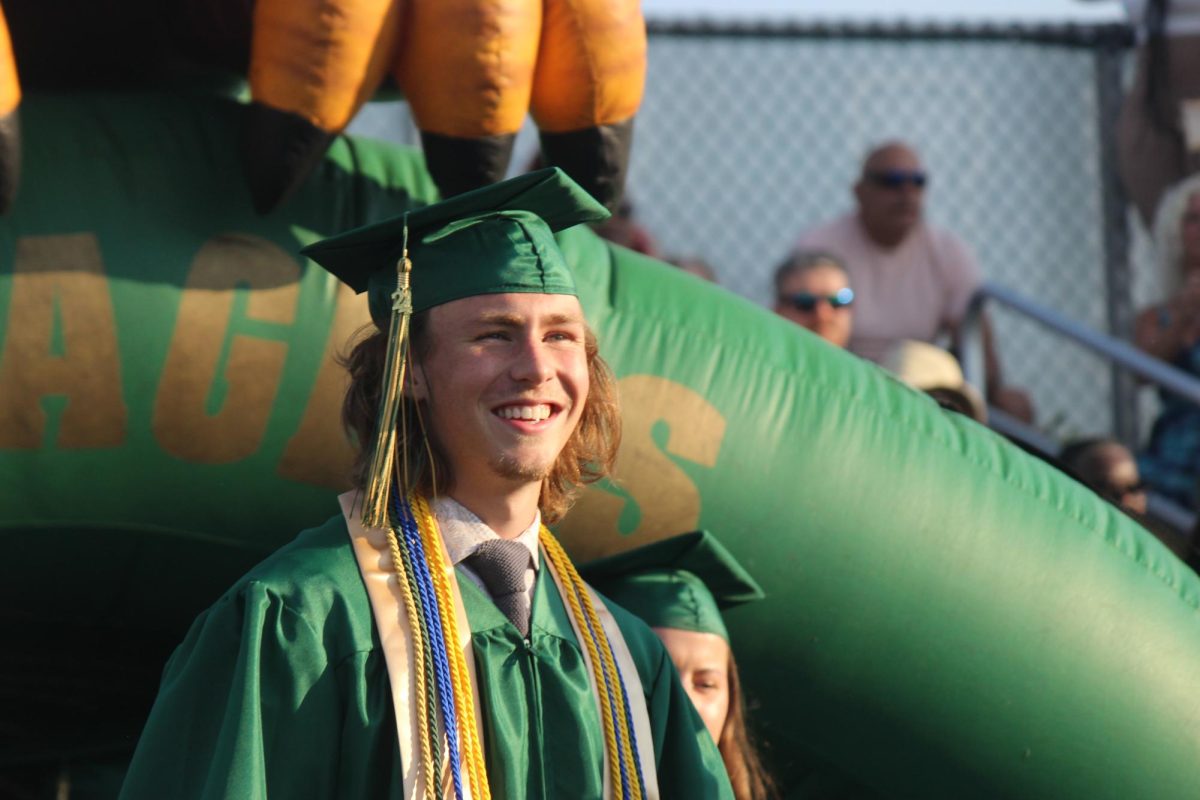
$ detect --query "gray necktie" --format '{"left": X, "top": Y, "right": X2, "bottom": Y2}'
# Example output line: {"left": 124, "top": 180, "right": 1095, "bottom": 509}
{"left": 465, "top": 539, "right": 531, "bottom": 638}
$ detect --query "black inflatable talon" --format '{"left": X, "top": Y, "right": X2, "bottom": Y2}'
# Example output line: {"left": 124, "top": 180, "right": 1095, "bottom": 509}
{"left": 538, "top": 119, "right": 633, "bottom": 212}
{"left": 420, "top": 131, "right": 516, "bottom": 199}
{"left": 241, "top": 102, "right": 336, "bottom": 215}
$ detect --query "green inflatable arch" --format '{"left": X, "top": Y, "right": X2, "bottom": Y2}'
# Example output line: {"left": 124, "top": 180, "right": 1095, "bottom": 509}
{"left": 2, "top": 91, "right": 1199, "bottom": 798}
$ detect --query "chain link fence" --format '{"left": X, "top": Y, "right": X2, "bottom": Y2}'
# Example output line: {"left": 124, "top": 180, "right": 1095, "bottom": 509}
{"left": 351, "top": 19, "right": 1152, "bottom": 447}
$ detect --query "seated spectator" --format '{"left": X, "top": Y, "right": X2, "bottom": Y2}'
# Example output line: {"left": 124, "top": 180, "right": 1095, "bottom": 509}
{"left": 795, "top": 140, "right": 1033, "bottom": 422}
{"left": 881, "top": 339, "right": 987, "bottom": 423}
{"left": 1059, "top": 438, "right": 1148, "bottom": 517}
{"left": 1134, "top": 174, "right": 1200, "bottom": 508}
{"left": 670, "top": 255, "right": 719, "bottom": 283}
{"left": 772, "top": 250, "right": 854, "bottom": 349}
{"left": 582, "top": 532, "right": 776, "bottom": 800}
{"left": 1116, "top": 0, "right": 1200, "bottom": 229}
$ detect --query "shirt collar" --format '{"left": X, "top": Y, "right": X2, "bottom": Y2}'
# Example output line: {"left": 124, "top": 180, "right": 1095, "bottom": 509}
{"left": 432, "top": 495, "right": 542, "bottom": 571}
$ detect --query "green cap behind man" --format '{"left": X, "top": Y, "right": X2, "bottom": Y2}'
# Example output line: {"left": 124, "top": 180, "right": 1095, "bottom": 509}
{"left": 580, "top": 531, "right": 765, "bottom": 643}
{"left": 301, "top": 166, "right": 611, "bottom": 323}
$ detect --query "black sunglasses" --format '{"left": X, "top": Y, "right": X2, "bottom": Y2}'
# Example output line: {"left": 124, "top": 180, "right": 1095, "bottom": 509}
{"left": 866, "top": 170, "right": 928, "bottom": 190}
{"left": 1103, "top": 480, "right": 1147, "bottom": 500}
{"left": 786, "top": 287, "right": 854, "bottom": 312}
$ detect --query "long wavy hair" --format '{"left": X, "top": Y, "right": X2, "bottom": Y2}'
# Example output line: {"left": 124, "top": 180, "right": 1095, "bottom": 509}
{"left": 341, "top": 311, "right": 621, "bottom": 523}
{"left": 720, "top": 654, "right": 777, "bottom": 800}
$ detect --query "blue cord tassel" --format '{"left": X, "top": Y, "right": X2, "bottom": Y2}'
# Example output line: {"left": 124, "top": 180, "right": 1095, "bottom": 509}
{"left": 393, "top": 489, "right": 467, "bottom": 800}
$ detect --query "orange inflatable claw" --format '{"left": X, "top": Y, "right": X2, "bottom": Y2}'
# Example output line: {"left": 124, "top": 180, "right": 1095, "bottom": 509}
{"left": 239, "top": 0, "right": 647, "bottom": 209}
{"left": 394, "top": 0, "right": 541, "bottom": 198}
{"left": 395, "top": 0, "right": 539, "bottom": 139}
{"left": 250, "top": 0, "right": 401, "bottom": 131}
{"left": 244, "top": 0, "right": 403, "bottom": 212}
{"left": 528, "top": 0, "right": 645, "bottom": 208}
{"left": 530, "top": 0, "right": 646, "bottom": 134}
{"left": 0, "top": 5, "right": 20, "bottom": 213}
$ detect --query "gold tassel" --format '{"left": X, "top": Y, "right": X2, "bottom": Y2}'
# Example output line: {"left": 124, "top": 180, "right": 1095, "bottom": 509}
{"left": 361, "top": 216, "right": 413, "bottom": 529}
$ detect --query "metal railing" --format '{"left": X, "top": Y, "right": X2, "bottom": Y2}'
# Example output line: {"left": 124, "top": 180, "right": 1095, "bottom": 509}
{"left": 961, "top": 280, "right": 1199, "bottom": 536}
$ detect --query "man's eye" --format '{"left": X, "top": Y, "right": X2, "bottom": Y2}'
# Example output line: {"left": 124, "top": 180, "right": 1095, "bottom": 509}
{"left": 476, "top": 331, "right": 508, "bottom": 341}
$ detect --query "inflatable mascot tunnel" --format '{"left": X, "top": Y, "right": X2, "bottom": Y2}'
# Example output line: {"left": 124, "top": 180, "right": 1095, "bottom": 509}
{"left": 0, "top": 0, "right": 645, "bottom": 214}
{"left": 3, "top": 90, "right": 1200, "bottom": 799}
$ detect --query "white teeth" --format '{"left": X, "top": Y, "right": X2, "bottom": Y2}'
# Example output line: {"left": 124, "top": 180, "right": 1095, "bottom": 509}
{"left": 497, "top": 404, "right": 551, "bottom": 421}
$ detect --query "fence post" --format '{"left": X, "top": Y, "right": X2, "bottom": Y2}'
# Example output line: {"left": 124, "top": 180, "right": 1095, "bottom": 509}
{"left": 1094, "top": 34, "right": 1137, "bottom": 447}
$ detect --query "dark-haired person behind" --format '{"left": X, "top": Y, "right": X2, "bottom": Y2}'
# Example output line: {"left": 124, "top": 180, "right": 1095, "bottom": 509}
{"left": 582, "top": 531, "right": 776, "bottom": 800}
{"left": 1059, "top": 437, "right": 1148, "bottom": 518}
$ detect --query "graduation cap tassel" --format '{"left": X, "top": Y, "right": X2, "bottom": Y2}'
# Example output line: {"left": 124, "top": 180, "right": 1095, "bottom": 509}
{"left": 362, "top": 220, "right": 414, "bottom": 529}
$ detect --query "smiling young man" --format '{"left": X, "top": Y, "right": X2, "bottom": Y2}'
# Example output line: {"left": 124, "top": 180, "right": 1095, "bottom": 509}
{"left": 406, "top": 294, "right": 590, "bottom": 537}
{"left": 120, "top": 169, "right": 733, "bottom": 799}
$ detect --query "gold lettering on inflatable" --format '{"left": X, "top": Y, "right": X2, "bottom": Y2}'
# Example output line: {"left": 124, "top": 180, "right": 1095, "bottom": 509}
{"left": 276, "top": 280, "right": 370, "bottom": 488}
{"left": 0, "top": 233, "right": 127, "bottom": 448}
{"left": 561, "top": 375, "right": 727, "bottom": 561}
{"left": 153, "top": 234, "right": 299, "bottom": 463}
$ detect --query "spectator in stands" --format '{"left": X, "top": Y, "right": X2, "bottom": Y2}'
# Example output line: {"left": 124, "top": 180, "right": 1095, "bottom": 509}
{"left": 772, "top": 251, "right": 854, "bottom": 349}
{"left": 794, "top": 141, "right": 1033, "bottom": 422}
{"left": 882, "top": 339, "right": 987, "bottom": 423}
{"left": 1059, "top": 438, "right": 1148, "bottom": 517}
{"left": 1115, "top": 0, "right": 1200, "bottom": 228}
{"left": 1133, "top": 174, "right": 1200, "bottom": 508}
{"left": 670, "top": 255, "right": 719, "bottom": 283}
{"left": 594, "top": 197, "right": 660, "bottom": 257}
{"left": 1140, "top": 172, "right": 1200, "bottom": 319}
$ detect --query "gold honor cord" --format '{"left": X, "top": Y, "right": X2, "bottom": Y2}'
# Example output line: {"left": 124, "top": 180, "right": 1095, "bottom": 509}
{"left": 384, "top": 521, "right": 439, "bottom": 793}
{"left": 390, "top": 494, "right": 643, "bottom": 800}
{"left": 413, "top": 494, "right": 493, "bottom": 800}
{"left": 541, "top": 529, "right": 645, "bottom": 800}
{"left": 362, "top": 219, "right": 414, "bottom": 529}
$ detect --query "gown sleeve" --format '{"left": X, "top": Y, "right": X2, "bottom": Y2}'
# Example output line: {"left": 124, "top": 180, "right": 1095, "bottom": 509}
{"left": 119, "top": 580, "right": 348, "bottom": 800}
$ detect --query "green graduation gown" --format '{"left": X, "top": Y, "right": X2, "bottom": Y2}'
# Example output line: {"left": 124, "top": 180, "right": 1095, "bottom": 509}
{"left": 119, "top": 516, "right": 733, "bottom": 799}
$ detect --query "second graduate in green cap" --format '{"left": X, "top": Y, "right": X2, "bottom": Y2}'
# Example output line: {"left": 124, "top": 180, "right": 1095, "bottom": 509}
{"left": 583, "top": 531, "right": 777, "bottom": 800}
{"left": 121, "top": 168, "right": 733, "bottom": 800}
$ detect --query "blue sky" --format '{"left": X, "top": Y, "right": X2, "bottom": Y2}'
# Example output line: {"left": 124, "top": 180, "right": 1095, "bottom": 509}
{"left": 640, "top": 0, "right": 1126, "bottom": 24}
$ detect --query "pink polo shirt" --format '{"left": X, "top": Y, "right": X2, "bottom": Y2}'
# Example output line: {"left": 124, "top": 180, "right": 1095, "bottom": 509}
{"left": 795, "top": 213, "right": 982, "bottom": 363}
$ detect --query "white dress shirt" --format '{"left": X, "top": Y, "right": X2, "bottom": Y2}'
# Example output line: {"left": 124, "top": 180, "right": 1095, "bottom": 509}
{"left": 432, "top": 495, "right": 541, "bottom": 610}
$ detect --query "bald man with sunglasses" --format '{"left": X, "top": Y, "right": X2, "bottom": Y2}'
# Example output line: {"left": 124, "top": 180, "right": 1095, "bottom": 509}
{"left": 795, "top": 141, "right": 1033, "bottom": 423}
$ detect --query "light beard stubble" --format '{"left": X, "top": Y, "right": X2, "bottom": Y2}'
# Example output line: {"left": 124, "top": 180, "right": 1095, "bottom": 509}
{"left": 489, "top": 450, "right": 554, "bottom": 483}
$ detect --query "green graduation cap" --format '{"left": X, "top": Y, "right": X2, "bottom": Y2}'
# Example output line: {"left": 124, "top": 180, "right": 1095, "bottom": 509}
{"left": 300, "top": 167, "right": 610, "bottom": 528}
{"left": 580, "top": 531, "right": 765, "bottom": 643}
{"left": 301, "top": 166, "right": 610, "bottom": 324}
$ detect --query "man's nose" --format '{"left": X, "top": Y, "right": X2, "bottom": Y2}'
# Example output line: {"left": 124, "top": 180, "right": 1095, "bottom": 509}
{"left": 510, "top": 338, "right": 555, "bottom": 383}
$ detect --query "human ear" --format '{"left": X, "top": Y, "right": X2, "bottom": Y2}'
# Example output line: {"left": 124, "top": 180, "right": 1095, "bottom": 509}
{"left": 405, "top": 358, "right": 430, "bottom": 402}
